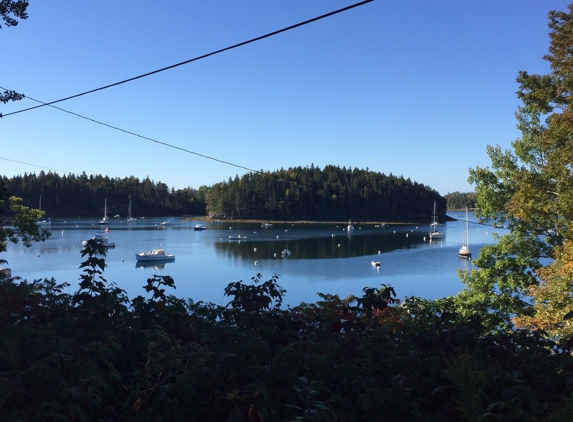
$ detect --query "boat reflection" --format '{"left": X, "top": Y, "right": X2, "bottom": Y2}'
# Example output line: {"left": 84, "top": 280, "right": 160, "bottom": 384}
{"left": 135, "top": 261, "right": 174, "bottom": 270}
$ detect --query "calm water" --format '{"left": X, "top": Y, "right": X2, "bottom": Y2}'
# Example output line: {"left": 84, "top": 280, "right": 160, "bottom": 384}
{"left": 2, "top": 212, "right": 501, "bottom": 307}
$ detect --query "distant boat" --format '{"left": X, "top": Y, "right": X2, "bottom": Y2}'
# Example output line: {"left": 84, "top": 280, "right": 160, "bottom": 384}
{"left": 459, "top": 208, "right": 471, "bottom": 259}
{"left": 160, "top": 221, "right": 175, "bottom": 227}
{"left": 194, "top": 224, "right": 207, "bottom": 231}
{"left": 127, "top": 200, "right": 136, "bottom": 222}
{"left": 347, "top": 219, "right": 354, "bottom": 231}
{"left": 99, "top": 199, "right": 110, "bottom": 225}
{"left": 135, "top": 248, "right": 175, "bottom": 262}
{"left": 82, "top": 230, "right": 115, "bottom": 248}
{"left": 261, "top": 223, "right": 273, "bottom": 228}
{"left": 36, "top": 195, "right": 51, "bottom": 225}
{"left": 281, "top": 249, "right": 291, "bottom": 257}
{"left": 429, "top": 200, "right": 443, "bottom": 240}
{"left": 371, "top": 260, "right": 380, "bottom": 268}
{"left": 228, "top": 235, "right": 247, "bottom": 240}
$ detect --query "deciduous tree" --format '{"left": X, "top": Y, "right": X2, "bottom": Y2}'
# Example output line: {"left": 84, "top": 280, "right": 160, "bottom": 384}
{"left": 454, "top": 4, "right": 573, "bottom": 330}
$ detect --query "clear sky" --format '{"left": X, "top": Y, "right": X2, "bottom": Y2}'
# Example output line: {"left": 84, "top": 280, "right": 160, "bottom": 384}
{"left": 1, "top": 0, "right": 570, "bottom": 196}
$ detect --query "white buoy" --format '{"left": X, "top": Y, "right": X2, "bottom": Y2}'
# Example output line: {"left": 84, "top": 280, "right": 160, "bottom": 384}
{"left": 406, "top": 234, "right": 409, "bottom": 238}
{"left": 254, "top": 248, "right": 257, "bottom": 252}
{"left": 274, "top": 253, "right": 277, "bottom": 257}
{"left": 378, "top": 251, "right": 381, "bottom": 254}
{"left": 338, "top": 244, "right": 341, "bottom": 247}
{"left": 276, "top": 235, "right": 279, "bottom": 239}
{"left": 423, "top": 237, "right": 426, "bottom": 241}
{"left": 255, "top": 261, "right": 258, "bottom": 265}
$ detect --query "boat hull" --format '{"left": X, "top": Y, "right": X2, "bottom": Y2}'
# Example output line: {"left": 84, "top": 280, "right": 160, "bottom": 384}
{"left": 135, "top": 254, "right": 175, "bottom": 262}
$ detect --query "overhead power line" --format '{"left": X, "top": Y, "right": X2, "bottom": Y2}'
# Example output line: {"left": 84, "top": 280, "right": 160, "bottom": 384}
{"left": 0, "top": 0, "right": 374, "bottom": 118}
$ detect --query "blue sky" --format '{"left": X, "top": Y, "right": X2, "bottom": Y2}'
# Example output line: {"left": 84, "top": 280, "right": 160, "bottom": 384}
{"left": 1, "top": 0, "right": 570, "bottom": 196}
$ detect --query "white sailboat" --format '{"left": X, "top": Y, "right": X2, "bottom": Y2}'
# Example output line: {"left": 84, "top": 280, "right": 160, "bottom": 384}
{"left": 429, "top": 200, "right": 443, "bottom": 240}
{"left": 127, "top": 200, "right": 136, "bottom": 222}
{"left": 459, "top": 208, "right": 471, "bottom": 259}
{"left": 36, "top": 195, "right": 51, "bottom": 225}
{"left": 99, "top": 199, "right": 110, "bottom": 224}
{"left": 347, "top": 219, "right": 355, "bottom": 231}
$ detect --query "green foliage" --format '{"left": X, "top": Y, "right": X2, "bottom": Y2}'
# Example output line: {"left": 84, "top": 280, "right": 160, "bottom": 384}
{"left": 0, "top": 0, "right": 28, "bottom": 28}
{"left": 457, "top": 4, "right": 573, "bottom": 331}
{"left": 2, "top": 244, "right": 573, "bottom": 420}
{"left": 2, "top": 171, "right": 207, "bottom": 216}
{"left": 0, "top": 194, "right": 51, "bottom": 252}
{"left": 444, "top": 191, "right": 476, "bottom": 210}
{"left": 205, "top": 165, "right": 444, "bottom": 222}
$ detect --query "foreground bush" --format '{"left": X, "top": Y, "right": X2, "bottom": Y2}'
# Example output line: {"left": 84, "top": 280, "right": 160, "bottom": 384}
{"left": 1, "top": 242, "right": 573, "bottom": 421}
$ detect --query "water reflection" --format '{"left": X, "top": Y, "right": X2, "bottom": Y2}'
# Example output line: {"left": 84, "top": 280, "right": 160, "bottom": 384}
{"left": 214, "top": 230, "right": 428, "bottom": 260}
{"left": 135, "top": 261, "right": 174, "bottom": 270}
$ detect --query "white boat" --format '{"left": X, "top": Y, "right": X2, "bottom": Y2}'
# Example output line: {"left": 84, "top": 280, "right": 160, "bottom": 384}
{"left": 82, "top": 230, "right": 115, "bottom": 248}
{"left": 160, "top": 221, "right": 175, "bottom": 226}
{"left": 228, "top": 235, "right": 247, "bottom": 240}
{"left": 36, "top": 195, "right": 51, "bottom": 225}
{"left": 459, "top": 208, "right": 471, "bottom": 259}
{"left": 135, "top": 248, "right": 175, "bottom": 262}
{"left": 347, "top": 219, "right": 354, "bottom": 231}
{"left": 281, "top": 249, "right": 291, "bottom": 257}
{"left": 99, "top": 199, "right": 110, "bottom": 224}
{"left": 371, "top": 260, "right": 381, "bottom": 268}
{"left": 127, "top": 200, "right": 136, "bottom": 222}
{"left": 194, "top": 224, "right": 207, "bottom": 231}
{"left": 429, "top": 200, "right": 443, "bottom": 240}
{"left": 261, "top": 223, "right": 273, "bottom": 228}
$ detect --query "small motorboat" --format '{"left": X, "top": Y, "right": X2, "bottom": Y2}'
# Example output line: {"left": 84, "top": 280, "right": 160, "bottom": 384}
{"left": 194, "top": 224, "right": 207, "bottom": 231}
{"left": 371, "top": 260, "right": 381, "bottom": 268}
{"left": 135, "top": 249, "right": 175, "bottom": 262}
{"left": 160, "top": 221, "right": 175, "bottom": 226}
{"left": 82, "top": 230, "right": 115, "bottom": 248}
{"left": 281, "top": 249, "right": 291, "bottom": 257}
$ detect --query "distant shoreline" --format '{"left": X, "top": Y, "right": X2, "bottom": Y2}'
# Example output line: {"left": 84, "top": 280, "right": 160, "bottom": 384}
{"left": 184, "top": 216, "right": 456, "bottom": 224}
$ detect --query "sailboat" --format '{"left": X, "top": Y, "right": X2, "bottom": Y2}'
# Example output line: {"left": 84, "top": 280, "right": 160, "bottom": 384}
{"left": 127, "top": 200, "right": 136, "bottom": 222}
{"left": 99, "top": 199, "right": 110, "bottom": 224}
{"left": 36, "top": 195, "right": 51, "bottom": 225}
{"left": 459, "top": 208, "right": 471, "bottom": 259}
{"left": 429, "top": 200, "right": 443, "bottom": 240}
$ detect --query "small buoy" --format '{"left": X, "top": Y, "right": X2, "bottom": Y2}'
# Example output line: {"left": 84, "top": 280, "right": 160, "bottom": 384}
{"left": 61, "top": 230, "right": 65, "bottom": 234}
{"left": 338, "top": 244, "right": 341, "bottom": 247}
{"left": 393, "top": 231, "right": 396, "bottom": 234}
{"left": 121, "top": 259, "right": 124, "bottom": 262}
{"left": 37, "top": 254, "right": 40, "bottom": 257}
{"left": 274, "top": 253, "right": 277, "bottom": 257}
{"left": 276, "top": 235, "right": 279, "bottom": 239}
{"left": 255, "top": 261, "right": 258, "bottom": 265}
{"left": 378, "top": 251, "right": 381, "bottom": 254}
{"left": 406, "top": 234, "right": 409, "bottom": 238}
{"left": 254, "top": 248, "right": 257, "bottom": 252}
{"left": 423, "top": 237, "right": 426, "bottom": 241}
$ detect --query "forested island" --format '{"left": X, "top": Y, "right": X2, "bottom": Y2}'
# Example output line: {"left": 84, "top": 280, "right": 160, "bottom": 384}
{"left": 2, "top": 165, "right": 452, "bottom": 223}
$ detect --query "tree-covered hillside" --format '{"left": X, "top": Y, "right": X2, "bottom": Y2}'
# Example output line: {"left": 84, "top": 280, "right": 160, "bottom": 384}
{"left": 444, "top": 191, "right": 476, "bottom": 210}
{"left": 206, "top": 165, "right": 444, "bottom": 222}
{"left": 2, "top": 171, "right": 207, "bottom": 217}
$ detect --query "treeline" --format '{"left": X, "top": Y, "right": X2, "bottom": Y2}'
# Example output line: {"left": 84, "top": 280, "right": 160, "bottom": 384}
{"left": 1, "top": 171, "right": 207, "bottom": 216}
{"left": 444, "top": 191, "right": 476, "bottom": 210}
{"left": 206, "top": 165, "right": 445, "bottom": 222}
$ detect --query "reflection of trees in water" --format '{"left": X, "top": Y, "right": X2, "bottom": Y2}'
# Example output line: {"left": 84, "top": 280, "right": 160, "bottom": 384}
{"left": 215, "top": 232, "right": 426, "bottom": 260}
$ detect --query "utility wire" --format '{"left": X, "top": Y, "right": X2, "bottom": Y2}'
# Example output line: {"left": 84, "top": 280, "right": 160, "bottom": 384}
{"left": 3, "top": 93, "right": 484, "bottom": 226}
{"left": 0, "top": 156, "right": 68, "bottom": 173}
{"left": 0, "top": 0, "right": 374, "bottom": 118}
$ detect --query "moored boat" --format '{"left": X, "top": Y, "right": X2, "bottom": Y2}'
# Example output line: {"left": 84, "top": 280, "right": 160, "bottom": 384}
{"left": 459, "top": 208, "right": 471, "bottom": 259}
{"left": 82, "top": 230, "right": 115, "bottom": 248}
{"left": 194, "top": 224, "right": 207, "bottom": 231}
{"left": 135, "top": 249, "right": 175, "bottom": 262}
